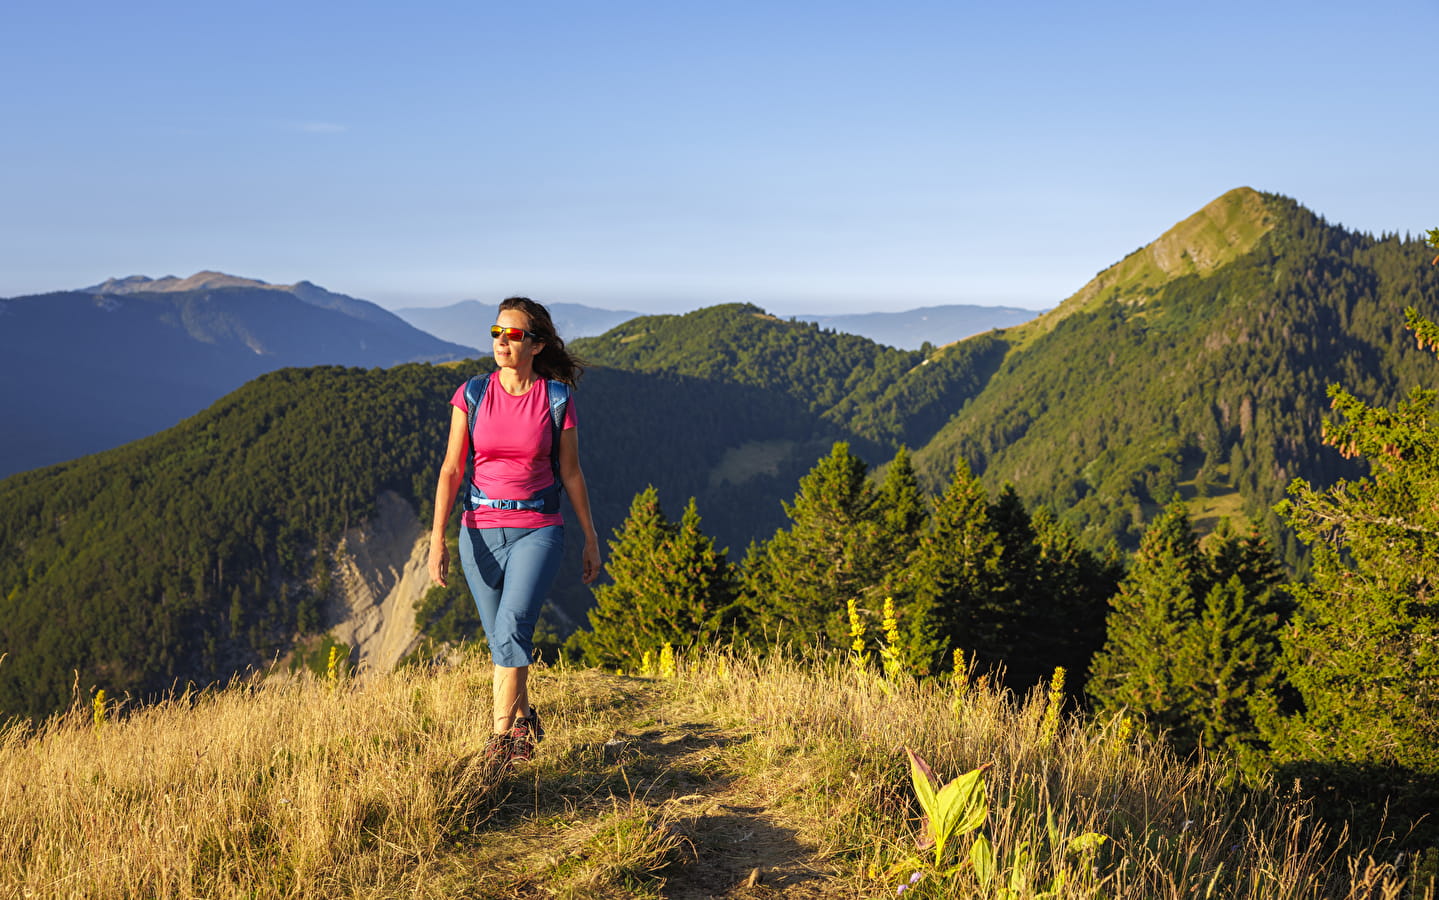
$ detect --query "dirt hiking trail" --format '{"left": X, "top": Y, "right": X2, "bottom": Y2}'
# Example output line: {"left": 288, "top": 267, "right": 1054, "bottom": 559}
{"left": 464, "top": 672, "right": 863, "bottom": 899}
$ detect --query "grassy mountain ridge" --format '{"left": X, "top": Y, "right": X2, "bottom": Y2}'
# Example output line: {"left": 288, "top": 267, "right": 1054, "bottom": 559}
{"left": 1012, "top": 186, "right": 1281, "bottom": 347}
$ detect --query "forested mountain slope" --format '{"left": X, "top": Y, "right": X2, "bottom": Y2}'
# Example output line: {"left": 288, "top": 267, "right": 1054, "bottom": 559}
{"left": 0, "top": 361, "right": 859, "bottom": 721}
{"left": 569, "top": 195, "right": 1439, "bottom": 560}
{"left": 910, "top": 188, "right": 1439, "bottom": 558}
{"left": 570, "top": 304, "right": 1009, "bottom": 450}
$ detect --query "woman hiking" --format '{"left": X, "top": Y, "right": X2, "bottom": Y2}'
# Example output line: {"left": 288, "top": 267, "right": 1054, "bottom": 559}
{"left": 427, "top": 296, "right": 600, "bottom": 765}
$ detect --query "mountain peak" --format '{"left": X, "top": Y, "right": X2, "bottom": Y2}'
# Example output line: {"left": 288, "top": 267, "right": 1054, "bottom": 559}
{"left": 1145, "top": 187, "right": 1275, "bottom": 278}
{"left": 87, "top": 271, "right": 275, "bottom": 295}
{"left": 75, "top": 271, "right": 417, "bottom": 331}
{"left": 169, "top": 271, "right": 273, "bottom": 291}
{"left": 1018, "top": 187, "right": 1280, "bottom": 340}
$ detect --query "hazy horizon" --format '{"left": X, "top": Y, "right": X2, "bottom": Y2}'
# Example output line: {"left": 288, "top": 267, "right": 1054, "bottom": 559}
{"left": 15, "top": 270, "right": 1053, "bottom": 318}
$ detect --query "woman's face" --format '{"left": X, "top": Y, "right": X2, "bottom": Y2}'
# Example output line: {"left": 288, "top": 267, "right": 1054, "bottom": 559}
{"left": 492, "top": 308, "right": 544, "bottom": 371}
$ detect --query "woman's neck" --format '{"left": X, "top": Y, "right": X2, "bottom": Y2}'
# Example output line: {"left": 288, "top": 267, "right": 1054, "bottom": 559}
{"left": 497, "top": 366, "right": 538, "bottom": 395}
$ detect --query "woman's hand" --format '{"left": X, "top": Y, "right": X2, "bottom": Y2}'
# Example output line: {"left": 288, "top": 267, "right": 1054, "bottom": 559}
{"left": 428, "top": 537, "right": 449, "bottom": 587}
{"left": 581, "top": 537, "right": 601, "bottom": 584}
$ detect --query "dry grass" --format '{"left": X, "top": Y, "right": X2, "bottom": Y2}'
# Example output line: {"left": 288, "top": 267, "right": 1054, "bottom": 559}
{"left": 2, "top": 659, "right": 501, "bottom": 897}
{"left": 0, "top": 648, "right": 1428, "bottom": 899}
{"left": 673, "top": 651, "right": 1424, "bottom": 899}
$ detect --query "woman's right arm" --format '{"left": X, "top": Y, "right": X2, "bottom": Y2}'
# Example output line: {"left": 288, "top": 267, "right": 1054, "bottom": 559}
{"left": 428, "top": 404, "right": 470, "bottom": 587}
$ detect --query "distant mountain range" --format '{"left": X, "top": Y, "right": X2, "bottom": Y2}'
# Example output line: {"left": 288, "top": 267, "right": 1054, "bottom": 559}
{"left": 393, "top": 300, "right": 643, "bottom": 347}
{"left": 393, "top": 300, "right": 1043, "bottom": 351}
{"left": 0, "top": 272, "right": 472, "bottom": 478}
{"left": 83, "top": 271, "right": 405, "bottom": 328}
{"left": 780, "top": 305, "right": 1042, "bottom": 349}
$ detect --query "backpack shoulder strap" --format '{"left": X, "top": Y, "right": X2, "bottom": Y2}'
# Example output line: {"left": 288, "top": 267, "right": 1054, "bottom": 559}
{"left": 545, "top": 379, "right": 570, "bottom": 432}
{"left": 464, "top": 373, "right": 490, "bottom": 447}
{"left": 461, "top": 374, "right": 490, "bottom": 510}
{"left": 460, "top": 375, "right": 569, "bottom": 515}
{"left": 545, "top": 380, "right": 571, "bottom": 481}
{"left": 544, "top": 379, "right": 571, "bottom": 513}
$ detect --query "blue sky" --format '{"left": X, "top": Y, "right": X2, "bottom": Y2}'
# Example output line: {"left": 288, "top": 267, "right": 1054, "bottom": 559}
{"left": 2, "top": 0, "right": 1435, "bottom": 315}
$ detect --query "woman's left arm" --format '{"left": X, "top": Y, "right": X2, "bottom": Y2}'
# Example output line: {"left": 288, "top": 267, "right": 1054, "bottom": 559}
{"left": 558, "top": 427, "right": 601, "bottom": 584}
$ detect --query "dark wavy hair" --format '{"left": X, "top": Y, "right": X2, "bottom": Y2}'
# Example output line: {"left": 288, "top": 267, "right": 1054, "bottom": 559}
{"left": 498, "top": 296, "right": 586, "bottom": 386}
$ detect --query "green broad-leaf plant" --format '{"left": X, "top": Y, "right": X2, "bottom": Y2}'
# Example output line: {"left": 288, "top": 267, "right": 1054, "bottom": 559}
{"left": 896, "top": 748, "right": 1107, "bottom": 898}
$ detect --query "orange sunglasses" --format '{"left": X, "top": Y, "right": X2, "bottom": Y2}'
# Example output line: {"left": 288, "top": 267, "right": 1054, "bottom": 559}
{"left": 490, "top": 325, "right": 540, "bottom": 342}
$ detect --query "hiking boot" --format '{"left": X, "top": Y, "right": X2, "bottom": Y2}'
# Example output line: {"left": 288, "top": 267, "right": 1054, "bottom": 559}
{"left": 527, "top": 707, "right": 545, "bottom": 744}
{"left": 509, "top": 716, "right": 537, "bottom": 763}
{"left": 484, "top": 732, "right": 513, "bottom": 769}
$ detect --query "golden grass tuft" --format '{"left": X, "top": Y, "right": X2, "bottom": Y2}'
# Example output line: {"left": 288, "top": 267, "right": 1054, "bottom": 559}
{"left": 0, "top": 647, "right": 1425, "bottom": 899}
{"left": 674, "top": 650, "right": 1418, "bottom": 899}
{"left": 0, "top": 656, "right": 513, "bottom": 897}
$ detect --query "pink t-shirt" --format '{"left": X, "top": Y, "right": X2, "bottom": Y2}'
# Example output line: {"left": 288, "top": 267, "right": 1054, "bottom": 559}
{"left": 450, "top": 373, "right": 578, "bottom": 529}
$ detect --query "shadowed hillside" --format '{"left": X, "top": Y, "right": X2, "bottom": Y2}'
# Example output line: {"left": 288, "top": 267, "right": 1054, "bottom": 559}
{"left": 0, "top": 275, "right": 474, "bottom": 477}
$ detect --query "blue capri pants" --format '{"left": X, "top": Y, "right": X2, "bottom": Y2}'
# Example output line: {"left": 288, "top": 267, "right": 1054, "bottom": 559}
{"left": 456, "top": 525, "right": 565, "bottom": 667}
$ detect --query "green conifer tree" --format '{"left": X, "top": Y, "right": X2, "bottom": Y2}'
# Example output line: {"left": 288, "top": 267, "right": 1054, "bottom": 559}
{"left": 1195, "top": 521, "right": 1287, "bottom": 764}
{"left": 833, "top": 446, "right": 933, "bottom": 663}
{"left": 1189, "top": 575, "right": 1279, "bottom": 762}
{"left": 901, "top": 461, "right": 1004, "bottom": 677}
{"left": 984, "top": 485, "right": 1043, "bottom": 684}
{"left": 1263, "top": 304, "right": 1439, "bottom": 825}
{"left": 873, "top": 446, "right": 927, "bottom": 598}
{"left": 1091, "top": 504, "right": 1287, "bottom": 758}
{"left": 1019, "top": 505, "right": 1121, "bottom": 691}
{"left": 1088, "top": 501, "right": 1206, "bottom": 743}
{"left": 570, "top": 487, "right": 737, "bottom": 667}
{"left": 1206, "top": 519, "right": 1284, "bottom": 592}
{"left": 739, "top": 442, "right": 885, "bottom": 647}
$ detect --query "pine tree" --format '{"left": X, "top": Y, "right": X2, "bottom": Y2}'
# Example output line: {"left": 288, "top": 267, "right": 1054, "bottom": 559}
{"left": 837, "top": 446, "right": 932, "bottom": 664}
{"left": 1088, "top": 501, "right": 1206, "bottom": 744}
{"left": 877, "top": 447, "right": 926, "bottom": 547}
{"left": 1021, "top": 505, "right": 1121, "bottom": 691}
{"left": 1189, "top": 575, "right": 1279, "bottom": 761}
{"left": 1193, "top": 521, "right": 1286, "bottom": 763}
{"left": 1090, "top": 504, "right": 1289, "bottom": 759}
{"left": 739, "top": 442, "right": 886, "bottom": 647}
{"left": 570, "top": 487, "right": 737, "bottom": 667}
{"left": 1263, "top": 305, "right": 1439, "bottom": 823}
{"left": 984, "top": 485, "right": 1043, "bottom": 684}
{"left": 901, "top": 461, "right": 1004, "bottom": 677}
{"left": 1206, "top": 518, "right": 1284, "bottom": 592}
